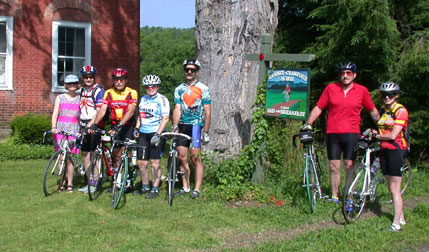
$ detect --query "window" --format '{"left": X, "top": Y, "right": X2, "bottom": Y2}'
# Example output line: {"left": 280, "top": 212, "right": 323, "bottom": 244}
{"left": 52, "top": 21, "right": 91, "bottom": 92}
{"left": 0, "top": 16, "right": 13, "bottom": 91}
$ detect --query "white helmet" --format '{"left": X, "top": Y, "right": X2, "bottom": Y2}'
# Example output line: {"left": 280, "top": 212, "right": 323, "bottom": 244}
{"left": 142, "top": 74, "right": 161, "bottom": 86}
{"left": 379, "top": 81, "right": 400, "bottom": 93}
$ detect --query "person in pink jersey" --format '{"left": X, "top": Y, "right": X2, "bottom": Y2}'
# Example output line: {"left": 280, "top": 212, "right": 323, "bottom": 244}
{"left": 302, "top": 62, "right": 379, "bottom": 203}
{"left": 51, "top": 75, "right": 81, "bottom": 193}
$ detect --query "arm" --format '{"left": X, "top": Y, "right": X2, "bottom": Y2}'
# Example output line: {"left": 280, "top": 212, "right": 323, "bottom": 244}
{"left": 135, "top": 113, "right": 141, "bottom": 129}
{"left": 305, "top": 105, "right": 323, "bottom": 125}
{"left": 376, "top": 125, "right": 403, "bottom": 141}
{"left": 203, "top": 104, "right": 211, "bottom": 133}
{"left": 157, "top": 115, "right": 169, "bottom": 134}
{"left": 93, "top": 103, "right": 108, "bottom": 125}
{"left": 172, "top": 104, "right": 181, "bottom": 128}
{"left": 369, "top": 107, "right": 380, "bottom": 124}
{"left": 119, "top": 103, "right": 137, "bottom": 125}
{"left": 51, "top": 96, "right": 61, "bottom": 134}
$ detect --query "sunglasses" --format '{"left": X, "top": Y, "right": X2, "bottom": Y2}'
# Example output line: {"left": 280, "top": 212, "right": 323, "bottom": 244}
{"left": 380, "top": 92, "right": 397, "bottom": 99}
{"left": 339, "top": 71, "right": 354, "bottom": 77}
{"left": 83, "top": 75, "right": 94, "bottom": 79}
{"left": 184, "top": 68, "right": 197, "bottom": 73}
{"left": 144, "top": 85, "right": 159, "bottom": 89}
{"left": 66, "top": 82, "right": 79, "bottom": 85}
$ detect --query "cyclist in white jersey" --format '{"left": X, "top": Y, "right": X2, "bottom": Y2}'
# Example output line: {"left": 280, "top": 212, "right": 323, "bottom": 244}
{"left": 133, "top": 75, "right": 170, "bottom": 199}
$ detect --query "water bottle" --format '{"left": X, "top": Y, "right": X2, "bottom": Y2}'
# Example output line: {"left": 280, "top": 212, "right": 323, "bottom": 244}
{"left": 371, "top": 157, "right": 380, "bottom": 174}
{"left": 105, "top": 148, "right": 113, "bottom": 176}
{"left": 131, "top": 149, "right": 137, "bottom": 166}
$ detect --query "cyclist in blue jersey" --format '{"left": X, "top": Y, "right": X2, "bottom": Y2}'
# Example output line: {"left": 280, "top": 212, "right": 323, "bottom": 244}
{"left": 171, "top": 59, "right": 211, "bottom": 199}
{"left": 133, "top": 75, "right": 170, "bottom": 199}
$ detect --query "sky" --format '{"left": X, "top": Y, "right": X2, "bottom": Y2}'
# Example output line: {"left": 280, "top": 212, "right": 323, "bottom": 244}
{"left": 140, "top": 0, "right": 195, "bottom": 28}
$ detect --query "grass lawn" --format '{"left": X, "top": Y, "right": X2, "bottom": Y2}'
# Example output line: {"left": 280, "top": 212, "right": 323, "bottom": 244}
{"left": 0, "top": 159, "right": 428, "bottom": 251}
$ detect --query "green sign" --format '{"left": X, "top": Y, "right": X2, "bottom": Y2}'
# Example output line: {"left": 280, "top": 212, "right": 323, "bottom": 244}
{"left": 265, "top": 69, "right": 310, "bottom": 121}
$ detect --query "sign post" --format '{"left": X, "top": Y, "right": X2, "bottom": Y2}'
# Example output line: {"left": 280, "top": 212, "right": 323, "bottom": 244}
{"left": 245, "top": 34, "right": 315, "bottom": 184}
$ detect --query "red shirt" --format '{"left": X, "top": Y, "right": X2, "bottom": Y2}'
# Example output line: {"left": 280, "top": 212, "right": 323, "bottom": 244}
{"left": 317, "top": 82, "right": 375, "bottom": 133}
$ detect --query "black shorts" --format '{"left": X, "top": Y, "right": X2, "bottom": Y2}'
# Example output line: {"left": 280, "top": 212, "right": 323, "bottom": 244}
{"left": 114, "top": 123, "right": 135, "bottom": 148}
{"left": 177, "top": 124, "right": 202, "bottom": 148}
{"left": 136, "top": 132, "right": 165, "bottom": 160}
{"left": 380, "top": 149, "right": 407, "bottom": 177}
{"left": 326, "top": 133, "right": 360, "bottom": 160}
{"left": 80, "top": 132, "right": 101, "bottom": 152}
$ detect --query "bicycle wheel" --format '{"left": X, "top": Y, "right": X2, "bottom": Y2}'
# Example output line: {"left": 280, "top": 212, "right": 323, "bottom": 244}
{"left": 400, "top": 158, "right": 412, "bottom": 194}
{"left": 87, "top": 152, "right": 105, "bottom": 201}
{"left": 305, "top": 156, "right": 317, "bottom": 212}
{"left": 43, "top": 151, "right": 66, "bottom": 196}
{"left": 111, "top": 158, "right": 128, "bottom": 209}
{"left": 167, "top": 156, "right": 177, "bottom": 206}
{"left": 342, "top": 163, "right": 367, "bottom": 223}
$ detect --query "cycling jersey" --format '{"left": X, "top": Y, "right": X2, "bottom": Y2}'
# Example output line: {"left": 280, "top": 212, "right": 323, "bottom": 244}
{"left": 317, "top": 82, "right": 375, "bottom": 133}
{"left": 138, "top": 93, "right": 170, "bottom": 133}
{"left": 174, "top": 81, "right": 211, "bottom": 126}
{"left": 377, "top": 102, "right": 408, "bottom": 150}
{"left": 102, "top": 86, "right": 138, "bottom": 125}
{"left": 79, "top": 84, "right": 104, "bottom": 121}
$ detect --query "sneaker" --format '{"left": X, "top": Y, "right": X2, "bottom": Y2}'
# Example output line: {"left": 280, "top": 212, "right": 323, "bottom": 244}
{"left": 78, "top": 186, "right": 88, "bottom": 193}
{"left": 124, "top": 187, "right": 132, "bottom": 194}
{"left": 400, "top": 220, "right": 407, "bottom": 226}
{"left": 89, "top": 186, "right": 97, "bottom": 193}
{"left": 173, "top": 189, "right": 189, "bottom": 197}
{"left": 145, "top": 191, "right": 159, "bottom": 199}
{"left": 381, "top": 224, "right": 401, "bottom": 232}
{"left": 327, "top": 197, "right": 340, "bottom": 204}
{"left": 190, "top": 190, "right": 200, "bottom": 199}
{"left": 345, "top": 199, "right": 353, "bottom": 212}
{"left": 133, "top": 188, "right": 150, "bottom": 196}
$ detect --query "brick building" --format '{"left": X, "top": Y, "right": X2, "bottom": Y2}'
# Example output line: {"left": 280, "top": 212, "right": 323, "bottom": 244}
{"left": 0, "top": 0, "right": 140, "bottom": 130}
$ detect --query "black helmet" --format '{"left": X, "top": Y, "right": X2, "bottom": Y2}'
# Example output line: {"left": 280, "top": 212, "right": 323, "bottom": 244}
{"left": 183, "top": 58, "right": 201, "bottom": 70}
{"left": 337, "top": 61, "right": 357, "bottom": 72}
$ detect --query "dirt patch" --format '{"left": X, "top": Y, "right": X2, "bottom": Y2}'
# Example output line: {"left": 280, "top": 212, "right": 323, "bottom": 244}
{"left": 204, "top": 196, "right": 429, "bottom": 251}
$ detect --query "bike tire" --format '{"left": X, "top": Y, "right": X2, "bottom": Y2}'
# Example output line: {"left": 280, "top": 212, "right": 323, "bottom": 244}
{"left": 111, "top": 158, "right": 128, "bottom": 209}
{"left": 305, "top": 157, "right": 317, "bottom": 212}
{"left": 342, "top": 163, "right": 367, "bottom": 223}
{"left": 400, "top": 158, "right": 412, "bottom": 194}
{"left": 87, "top": 152, "right": 105, "bottom": 201}
{"left": 167, "top": 156, "right": 177, "bottom": 206}
{"left": 43, "top": 151, "right": 66, "bottom": 196}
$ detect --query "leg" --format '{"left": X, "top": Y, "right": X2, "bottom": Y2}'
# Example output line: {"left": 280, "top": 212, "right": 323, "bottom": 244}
{"left": 150, "top": 159, "right": 161, "bottom": 188}
{"left": 190, "top": 147, "right": 203, "bottom": 190}
{"left": 386, "top": 175, "right": 404, "bottom": 226}
{"left": 137, "top": 160, "right": 150, "bottom": 186}
{"left": 177, "top": 146, "right": 190, "bottom": 189}
{"left": 329, "top": 160, "right": 341, "bottom": 198}
{"left": 66, "top": 155, "right": 75, "bottom": 191}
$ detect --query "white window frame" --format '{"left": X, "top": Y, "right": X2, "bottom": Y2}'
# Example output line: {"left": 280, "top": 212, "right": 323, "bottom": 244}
{"left": 51, "top": 21, "right": 91, "bottom": 92}
{"left": 0, "top": 16, "right": 13, "bottom": 91}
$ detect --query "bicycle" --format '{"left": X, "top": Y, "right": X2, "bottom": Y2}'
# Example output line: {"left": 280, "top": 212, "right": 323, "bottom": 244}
{"left": 42, "top": 131, "right": 84, "bottom": 196}
{"left": 110, "top": 138, "right": 145, "bottom": 209}
{"left": 293, "top": 129, "right": 325, "bottom": 212}
{"left": 342, "top": 136, "right": 412, "bottom": 223}
{"left": 86, "top": 129, "right": 114, "bottom": 201}
{"left": 160, "top": 132, "right": 192, "bottom": 206}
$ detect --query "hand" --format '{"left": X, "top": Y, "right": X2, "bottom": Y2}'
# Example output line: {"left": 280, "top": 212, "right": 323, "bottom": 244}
{"left": 171, "top": 125, "right": 178, "bottom": 133}
{"left": 150, "top": 133, "right": 161, "bottom": 146}
{"left": 300, "top": 123, "right": 312, "bottom": 132}
{"left": 89, "top": 123, "right": 99, "bottom": 133}
{"left": 111, "top": 124, "right": 122, "bottom": 134}
{"left": 202, "top": 132, "right": 210, "bottom": 145}
{"left": 51, "top": 128, "right": 59, "bottom": 134}
{"left": 133, "top": 128, "right": 139, "bottom": 139}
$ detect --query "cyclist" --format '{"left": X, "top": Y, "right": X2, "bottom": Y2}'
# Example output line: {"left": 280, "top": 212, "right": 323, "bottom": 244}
{"left": 171, "top": 58, "right": 211, "bottom": 199}
{"left": 51, "top": 75, "right": 81, "bottom": 193}
{"left": 367, "top": 82, "right": 408, "bottom": 231}
{"left": 133, "top": 75, "right": 170, "bottom": 199}
{"left": 302, "top": 62, "right": 379, "bottom": 203}
{"left": 92, "top": 68, "right": 138, "bottom": 193}
{"left": 77, "top": 65, "right": 105, "bottom": 193}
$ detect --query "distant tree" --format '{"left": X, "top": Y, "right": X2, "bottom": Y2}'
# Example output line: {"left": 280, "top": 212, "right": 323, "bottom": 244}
{"left": 140, "top": 27, "right": 196, "bottom": 103}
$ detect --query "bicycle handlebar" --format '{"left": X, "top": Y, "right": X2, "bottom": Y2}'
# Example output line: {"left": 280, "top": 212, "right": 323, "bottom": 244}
{"left": 292, "top": 129, "right": 323, "bottom": 147}
{"left": 160, "top": 132, "right": 192, "bottom": 141}
{"left": 111, "top": 138, "right": 146, "bottom": 150}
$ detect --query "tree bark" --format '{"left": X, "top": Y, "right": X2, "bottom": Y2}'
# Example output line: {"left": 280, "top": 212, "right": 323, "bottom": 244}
{"left": 195, "top": 0, "right": 278, "bottom": 154}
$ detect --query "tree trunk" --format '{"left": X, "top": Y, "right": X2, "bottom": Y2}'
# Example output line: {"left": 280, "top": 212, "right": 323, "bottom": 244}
{"left": 195, "top": 0, "right": 279, "bottom": 154}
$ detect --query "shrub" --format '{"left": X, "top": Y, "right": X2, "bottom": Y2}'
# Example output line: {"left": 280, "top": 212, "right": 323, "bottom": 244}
{"left": 0, "top": 140, "right": 52, "bottom": 161}
{"left": 9, "top": 113, "right": 51, "bottom": 145}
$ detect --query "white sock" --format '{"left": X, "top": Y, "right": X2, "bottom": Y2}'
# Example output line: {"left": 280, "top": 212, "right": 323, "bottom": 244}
{"left": 183, "top": 188, "right": 190, "bottom": 192}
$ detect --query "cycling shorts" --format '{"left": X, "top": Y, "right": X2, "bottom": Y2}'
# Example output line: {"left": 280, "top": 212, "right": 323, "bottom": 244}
{"left": 326, "top": 133, "right": 360, "bottom": 160}
{"left": 380, "top": 149, "right": 407, "bottom": 177}
{"left": 81, "top": 132, "right": 101, "bottom": 152}
{"left": 177, "top": 124, "right": 202, "bottom": 148}
{"left": 113, "top": 123, "right": 135, "bottom": 148}
{"left": 136, "top": 132, "right": 165, "bottom": 160}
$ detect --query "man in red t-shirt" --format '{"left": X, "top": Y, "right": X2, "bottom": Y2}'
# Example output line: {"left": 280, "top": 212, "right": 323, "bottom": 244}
{"left": 302, "top": 62, "right": 379, "bottom": 203}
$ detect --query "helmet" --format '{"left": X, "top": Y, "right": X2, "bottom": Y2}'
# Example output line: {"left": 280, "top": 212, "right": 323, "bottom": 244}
{"left": 379, "top": 81, "right": 400, "bottom": 93}
{"left": 112, "top": 68, "right": 129, "bottom": 78}
{"left": 80, "top": 65, "right": 96, "bottom": 76}
{"left": 337, "top": 61, "right": 357, "bottom": 72}
{"left": 183, "top": 58, "right": 201, "bottom": 70}
{"left": 142, "top": 75, "right": 161, "bottom": 85}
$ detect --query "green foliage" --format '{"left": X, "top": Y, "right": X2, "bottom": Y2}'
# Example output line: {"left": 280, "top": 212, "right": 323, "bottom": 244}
{"left": 9, "top": 113, "right": 51, "bottom": 145}
{"left": 140, "top": 27, "right": 196, "bottom": 103}
{"left": 0, "top": 139, "right": 52, "bottom": 161}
